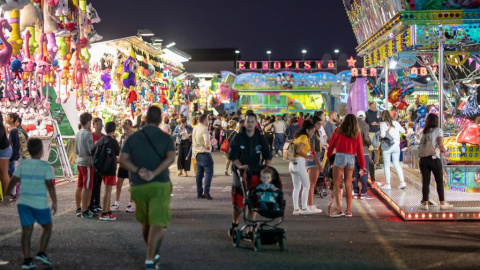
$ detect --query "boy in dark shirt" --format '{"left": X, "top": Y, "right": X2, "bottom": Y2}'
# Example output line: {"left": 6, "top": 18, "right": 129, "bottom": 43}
{"left": 94, "top": 122, "right": 120, "bottom": 221}
{"left": 7, "top": 113, "right": 20, "bottom": 176}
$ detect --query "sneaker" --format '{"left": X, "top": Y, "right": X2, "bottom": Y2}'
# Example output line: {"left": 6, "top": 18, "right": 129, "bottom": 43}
{"left": 440, "top": 203, "right": 453, "bottom": 210}
{"left": 76, "top": 208, "right": 82, "bottom": 217}
{"left": 292, "top": 209, "right": 302, "bottom": 215}
{"left": 22, "top": 258, "right": 36, "bottom": 269}
{"left": 345, "top": 212, "right": 353, "bottom": 217}
{"left": 126, "top": 204, "right": 135, "bottom": 213}
{"left": 300, "top": 208, "right": 315, "bottom": 215}
{"left": 35, "top": 252, "right": 51, "bottom": 265}
{"left": 111, "top": 202, "right": 120, "bottom": 212}
{"left": 197, "top": 194, "right": 206, "bottom": 199}
{"left": 9, "top": 194, "right": 17, "bottom": 202}
{"left": 94, "top": 205, "right": 103, "bottom": 212}
{"left": 81, "top": 210, "right": 94, "bottom": 219}
{"left": 154, "top": 254, "right": 160, "bottom": 267}
{"left": 275, "top": 154, "right": 279, "bottom": 158}
{"left": 308, "top": 205, "right": 323, "bottom": 213}
{"left": 398, "top": 182, "right": 407, "bottom": 189}
{"left": 228, "top": 225, "right": 238, "bottom": 237}
{"left": 204, "top": 193, "right": 213, "bottom": 200}
{"left": 330, "top": 211, "right": 345, "bottom": 218}
{"left": 381, "top": 184, "right": 391, "bottom": 190}
{"left": 421, "top": 204, "right": 429, "bottom": 210}
{"left": 145, "top": 260, "right": 156, "bottom": 270}
{"left": 225, "top": 170, "right": 229, "bottom": 176}
{"left": 99, "top": 213, "right": 109, "bottom": 221}
{"left": 108, "top": 212, "right": 117, "bottom": 220}
{"left": 353, "top": 193, "right": 359, "bottom": 199}
{"left": 362, "top": 193, "right": 374, "bottom": 200}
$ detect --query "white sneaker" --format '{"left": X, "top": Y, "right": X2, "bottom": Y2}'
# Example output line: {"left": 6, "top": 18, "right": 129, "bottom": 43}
{"left": 111, "top": 202, "right": 120, "bottom": 212}
{"left": 420, "top": 204, "right": 429, "bottom": 210}
{"left": 126, "top": 203, "right": 135, "bottom": 213}
{"left": 440, "top": 203, "right": 453, "bottom": 210}
{"left": 300, "top": 208, "right": 315, "bottom": 215}
{"left": 398, "top": 182, "right": 406, "bottom": 189}
{"left": 293, "top": 209, "right": 302, "bottom": 215}
{"left": 308, "top": 205, "right": 323, "bottom": 214}
{"left": 381, "top": 184, "right": 391, "bottom": 190}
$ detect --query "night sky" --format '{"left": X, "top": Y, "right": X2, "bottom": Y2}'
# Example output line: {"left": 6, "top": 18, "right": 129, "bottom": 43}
{"left": 93, "top": 0, "right": 358, "bottom": 60}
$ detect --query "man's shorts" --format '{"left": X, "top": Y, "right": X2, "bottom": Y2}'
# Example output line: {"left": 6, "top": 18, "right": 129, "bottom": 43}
{"left": 17, "top": 204, "right": 52, "bottom": 227}
{"left": 231, "top": 172, "right": 261, "bottom": 210}
{"left": 131, "top": 181, "right": 172, "bottom": 227}
{"left": 77, "top": 166, "right": 94, "bottom": 189}
{"left": 102, "top": 175, "right": 116, "bottom": 186}
{"left": 333, "top": 153, "right": 355, "bottom": 169}
{"left": 117, "top": 167, "right": 129, "bottom": 179}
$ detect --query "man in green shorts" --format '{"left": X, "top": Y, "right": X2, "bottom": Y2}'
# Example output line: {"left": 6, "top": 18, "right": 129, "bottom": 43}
{"left": 120, "top": 106, "right": 175, "bottom": 270}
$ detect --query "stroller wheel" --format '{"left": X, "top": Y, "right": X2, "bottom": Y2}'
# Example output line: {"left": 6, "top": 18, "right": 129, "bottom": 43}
{"left": 253, "top": 234, "right": 262, "bottom": 252}
{"left": 232, "top": 229, "right": 241, "bottom": 248}
{"left": 320, "top": 189, "right": 328, "bottom": 198}
{"left": 279, "top": 236, "right": 286, "bottom": 251}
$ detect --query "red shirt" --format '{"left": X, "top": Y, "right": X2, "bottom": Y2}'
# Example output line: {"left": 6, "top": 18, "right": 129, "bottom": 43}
{"left": 92, "top": 132, "right": 105, "bottom": 144}
{"left": 297, "top": 117, "right": 304, "bottom": 128}
{"left": 327, "top": 128, "right": 365, "bottom": 169}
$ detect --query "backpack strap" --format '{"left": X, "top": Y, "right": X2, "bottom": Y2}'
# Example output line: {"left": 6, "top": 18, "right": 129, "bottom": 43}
{"left": 141, "top": 129, "right": 162, "bottom": 158}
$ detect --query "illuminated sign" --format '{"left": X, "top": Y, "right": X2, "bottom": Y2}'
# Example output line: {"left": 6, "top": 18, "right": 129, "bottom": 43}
{"left": 236, "top": 60, "right": 336, "bottom": 71}
{"left": 350, "top": 67, "right": 437, "bottom": 77}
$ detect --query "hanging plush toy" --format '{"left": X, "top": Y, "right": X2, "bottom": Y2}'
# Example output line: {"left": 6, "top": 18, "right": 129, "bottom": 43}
{"left": 0, "top": 0, "right": 30, "bottom": 11}
{"left": 0, "top": 19, "right": 13, "bottom": 101}
{"left": 19, "top": 2, "right": 41, "bottom": 32}
{"left": 7, "top": 10, "right": 23, "bottom": 56}
{"left": 122, "top": 48, "right": 138, "bottom": 89}
{"left": 22, "top": 30, "right": 35, "bottom": 104}
{"left": 35, "top": 34, "right": 52, "bottom": 109}
{"left": 101, "top": 72, "right": 111, "bottom": 90}
{"left": 10, "top": 59, "right": 22, "bottom": 81}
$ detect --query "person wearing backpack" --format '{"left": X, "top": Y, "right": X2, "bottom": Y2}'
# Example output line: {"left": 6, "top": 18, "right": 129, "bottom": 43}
{"left": 379, "top": 111, "right": 406, "bottom": 190}
{"left": 93, "top": 121, "right": 120, "bottom": 221}
{"left": 419, "top": 114, "right": 453, "bottom": 211}
{"left": 289, "top": 120, "right": 317, "bottom": 215}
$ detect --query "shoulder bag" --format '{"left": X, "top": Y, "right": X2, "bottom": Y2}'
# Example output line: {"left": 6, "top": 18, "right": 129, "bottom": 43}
{"left": 141, "top": 129, "right": 162, "bottom": 158}
{"left": 220, "top": 130, "right": 236, "bottom": 153}
{"left": 380, "top": 125, "right": 395, "bottom": 151}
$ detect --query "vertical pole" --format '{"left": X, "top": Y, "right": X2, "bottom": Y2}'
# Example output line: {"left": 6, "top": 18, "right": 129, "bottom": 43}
{"left": 384, "top": 58, "right": 389, "bottom": 111}
{"left": 439, "top": 40, "right": 444, "bottom": 129}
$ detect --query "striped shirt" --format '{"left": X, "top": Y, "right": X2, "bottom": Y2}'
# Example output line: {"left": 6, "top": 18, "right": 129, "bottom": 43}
{"left": 14, "top": 159, "right": 54, "bottom": 209}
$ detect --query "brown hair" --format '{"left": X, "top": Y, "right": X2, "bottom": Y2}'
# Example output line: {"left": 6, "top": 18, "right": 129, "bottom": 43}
{"left": 198, "top": 114, "right": 208, "bottom": 123}
{"left": 260, "top": 167, "right": 275, "bottom": 178}
{"left": 93, "top": 117, "right": 102, "bottom": 124}
{"left": 228, "top": 120, "right": 237, "bottom": 129}
{"left": 337, "top": 114, "right": 359, "bottom": 139}
{"left": 381, "top": 110, "right": 393, "bottom": 126}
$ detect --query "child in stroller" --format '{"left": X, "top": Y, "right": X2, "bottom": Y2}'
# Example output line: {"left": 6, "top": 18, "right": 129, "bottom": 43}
{"left": 232, "top": 165, "right": 286, "bottom": 252}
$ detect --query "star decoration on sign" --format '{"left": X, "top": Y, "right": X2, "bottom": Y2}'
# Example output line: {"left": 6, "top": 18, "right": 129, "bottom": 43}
{"left": 347, "top": 57, "right": 357, "bottom": 68}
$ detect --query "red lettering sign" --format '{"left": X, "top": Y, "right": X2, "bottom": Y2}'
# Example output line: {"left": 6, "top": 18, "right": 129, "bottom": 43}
{"left": 238, "top": 61, "right": 246, "bottom": 70}
{"left": 285, "top": 61, "right": 292, "bottom": 70}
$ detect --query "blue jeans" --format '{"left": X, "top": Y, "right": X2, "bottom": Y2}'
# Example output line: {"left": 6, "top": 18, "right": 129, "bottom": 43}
{"left": 196, "top": 153, "right": 214, "bottom": 196}
{"left": 353, "top": 154, "right": 369, "bottom": 195}
{"left": 274, "top": 133, "right": 285, "bottom": 153}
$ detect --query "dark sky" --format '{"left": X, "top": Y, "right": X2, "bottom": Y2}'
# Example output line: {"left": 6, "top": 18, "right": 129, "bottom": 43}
{"left": 93, "top": 0, "right": 358, "bottom": 60}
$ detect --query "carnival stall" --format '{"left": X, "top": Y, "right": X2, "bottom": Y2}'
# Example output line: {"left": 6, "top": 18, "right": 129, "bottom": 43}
{"left": 88, "top": 36, "right": 193, "bottom": 124}
{"left": 343, "top": 0, "right": 480, "bottom": 220}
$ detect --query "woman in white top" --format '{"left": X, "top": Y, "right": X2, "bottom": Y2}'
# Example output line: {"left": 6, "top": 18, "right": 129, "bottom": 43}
{"left": 419, "top": 114, "right": 453, "bottom": 210}
{"left": 379, "top": 110, "right": 406, "bottom": 190}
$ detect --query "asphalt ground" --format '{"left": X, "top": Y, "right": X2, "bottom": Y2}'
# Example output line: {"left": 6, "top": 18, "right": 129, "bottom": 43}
{"left": 1, "top": 151, "right": 479, "bottom": 270}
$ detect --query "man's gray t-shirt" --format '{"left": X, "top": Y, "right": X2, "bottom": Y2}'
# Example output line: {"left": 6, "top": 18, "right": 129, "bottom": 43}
{"left": 121, "top": 126, "right": 175, "bottom": 186}
{"left": 324, "top": 121, "right": 336, "bottom": 142}
{"left": 75, "top": 129, "right": 93, "bottom": 167}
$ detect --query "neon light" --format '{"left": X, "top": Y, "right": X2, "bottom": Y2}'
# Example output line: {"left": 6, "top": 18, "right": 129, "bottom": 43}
{"left": 361, "top": 68, "right": 367, "bottom": 76}
{"left": 262, "top": 61, "right": 269, "bottom": 70}
{"left": 273, "top": 61, "right": 281, "bottom": 69}
{"left": 304, "top": 61, "right": 311, "bottom": 69}
{"left": 249, "top": 61, "right": 257, "bottom": 70}
{"left": 351, "top": 68, "right": 358, "bottom": 77}
{"left": 410, "top": 67, "right": 418, "bottom": 76}
{"left": 420, "top": 67, "right": 428, "bottom": 76}
{"left": 327, "top": 61, "right": 335, "bottom": 69}
{"left": 295, "top": 61, "right": 300, "bottom": 70}
{"left": 316, "top": 61, "right": 323, "bottom": 69}
{"left": 285, "top": 61, "right": 292, "bottom": 70}
{"left": 238, "top": 61, "right": 246, "bottom": 70}
{"left": 370, "top": 68, "right": 377, "bottom": 77}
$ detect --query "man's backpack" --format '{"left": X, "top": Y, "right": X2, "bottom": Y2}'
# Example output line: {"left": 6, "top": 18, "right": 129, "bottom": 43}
{"left": 283, "top": 139, "right": 296, "bottom": 161}
{"left": 93, "top": 137, "right": 115, "bottom": 174}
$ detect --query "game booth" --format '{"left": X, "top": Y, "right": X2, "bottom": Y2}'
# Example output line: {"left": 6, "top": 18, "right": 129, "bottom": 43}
{"left": 343, "top": 0, "right": 480, "bottom": 220}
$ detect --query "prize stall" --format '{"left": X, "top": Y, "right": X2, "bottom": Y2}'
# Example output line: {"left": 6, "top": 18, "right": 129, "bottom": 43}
{"left": 343, "top": 0, "right": 480, "bottom": 220}
{"left": 0, "top": 0, "right": 106, "bottom": 180}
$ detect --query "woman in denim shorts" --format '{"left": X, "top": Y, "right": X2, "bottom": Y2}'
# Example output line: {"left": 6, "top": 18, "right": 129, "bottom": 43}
{"left": 305, "top": 116, "right": 326, "bottom": 213}
{"left": 0, "top": 112, "right": 12, "bottom": 197}
{"left": 326, "top": 114, "right": 366, "bottom": 218}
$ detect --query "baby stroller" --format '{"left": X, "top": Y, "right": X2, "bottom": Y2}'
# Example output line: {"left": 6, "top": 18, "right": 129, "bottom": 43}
{"left": 232, "top": 166, "right": 286, "bottom": 252}
{"left": 315, "top": 171, "right": 330, "bottom": 198}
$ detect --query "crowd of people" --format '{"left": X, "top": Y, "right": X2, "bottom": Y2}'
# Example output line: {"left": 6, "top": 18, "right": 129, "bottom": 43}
{"left": 1, "top": 102, "right": 460, "bottom": 270}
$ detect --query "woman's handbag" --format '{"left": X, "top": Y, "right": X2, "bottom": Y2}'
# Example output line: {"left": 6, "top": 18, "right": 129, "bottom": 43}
{"left": 380, "top": 126, "right": 395, "bottom": 151}
{"left": 220, "top": 131, "right": 236, "bottom": 153}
